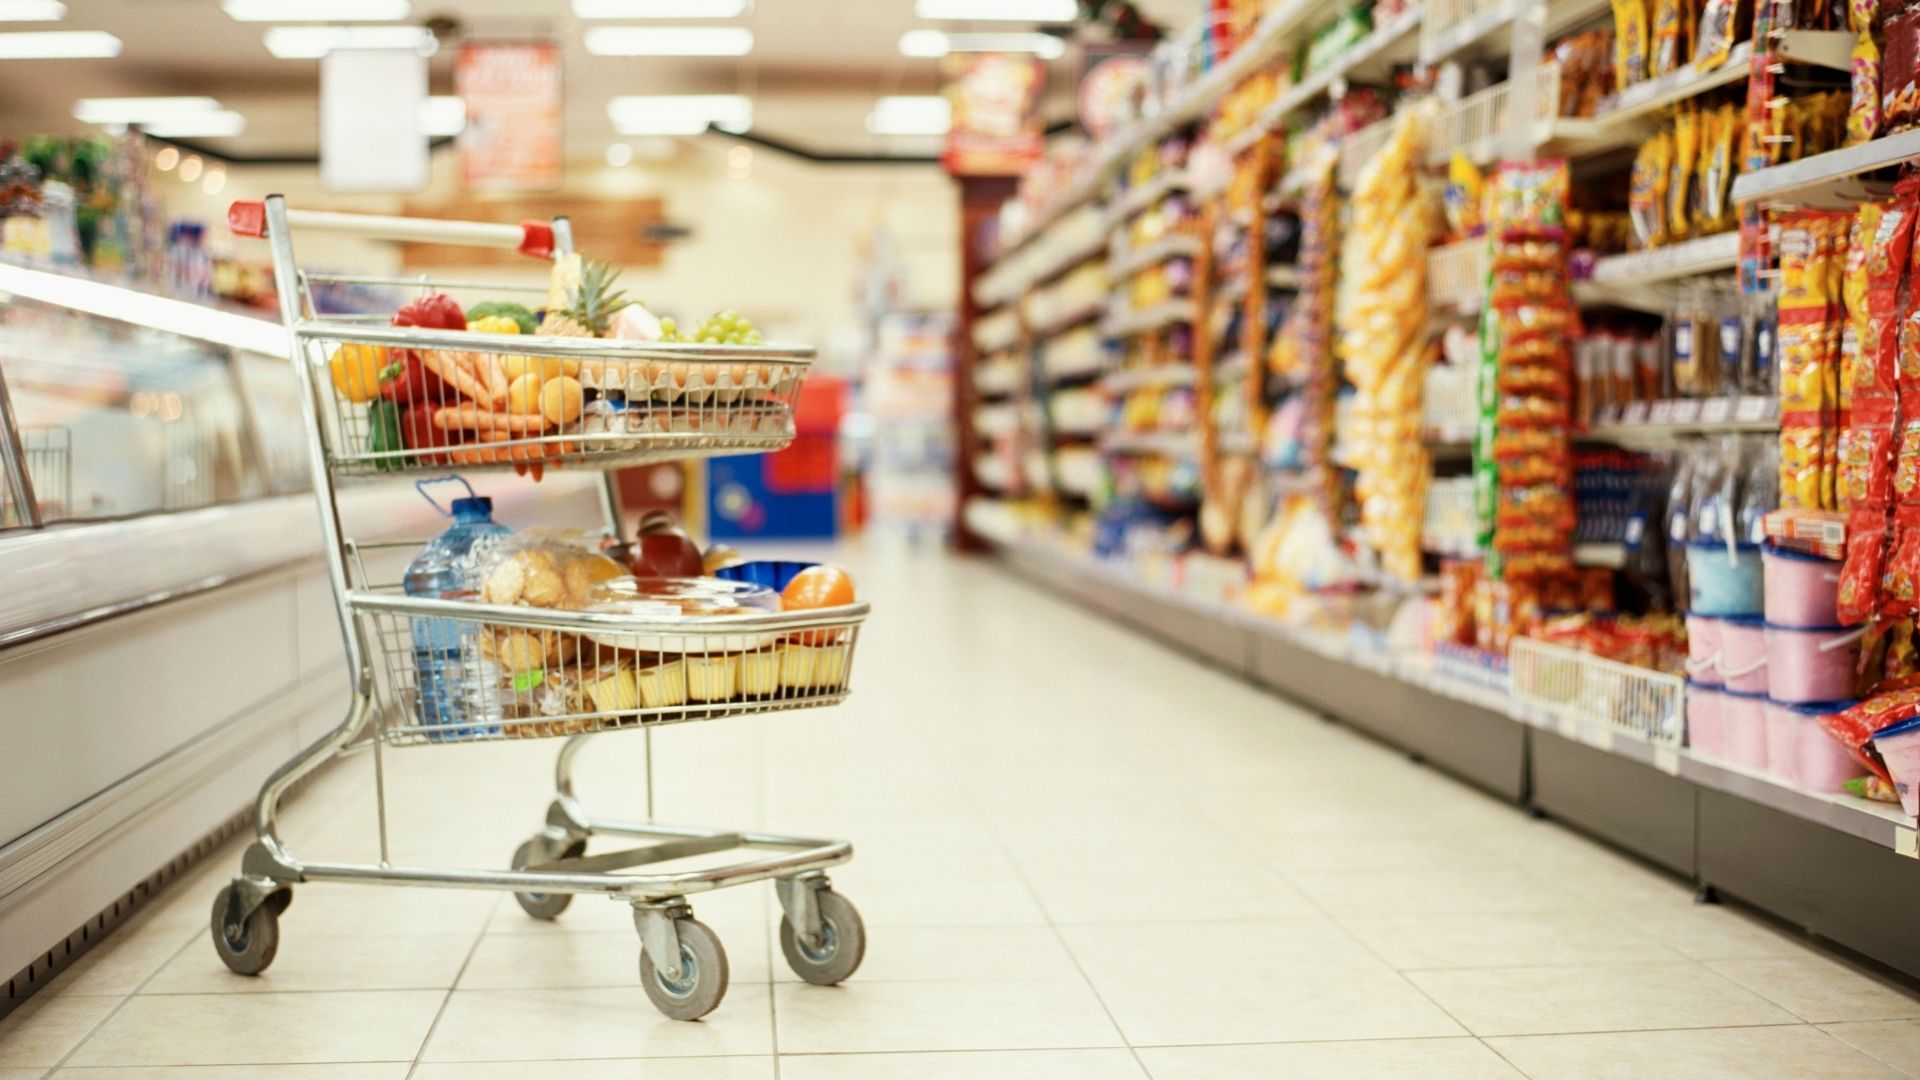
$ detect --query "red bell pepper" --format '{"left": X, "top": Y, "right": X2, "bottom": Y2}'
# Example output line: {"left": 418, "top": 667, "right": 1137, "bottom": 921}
{"left": 377, "top": 352, "right": 446, "bottom": 405}
{"left": 392, "top": 292, "right": 467, "bottom": 332}
{"left": 400, "top": 406, "right": 461, "bottom": 466}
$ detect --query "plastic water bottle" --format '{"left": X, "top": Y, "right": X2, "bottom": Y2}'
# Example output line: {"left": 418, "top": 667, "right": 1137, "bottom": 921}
{"left": 403, "top": 478, "right": 510, "bottom": 739}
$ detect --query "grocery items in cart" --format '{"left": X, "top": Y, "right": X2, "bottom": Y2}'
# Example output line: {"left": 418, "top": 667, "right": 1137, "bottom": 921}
{"left": 402, "top": 478, "right": 512, "bottom": 739}
{"left": 211, "top": 199, "right": 870, "bottom": 1023}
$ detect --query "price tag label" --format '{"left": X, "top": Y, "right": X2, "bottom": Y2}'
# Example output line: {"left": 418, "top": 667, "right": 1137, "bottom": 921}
{"left": 1896, "top": 827, "right": 1918, "bottom": 859}
{"left": 1734, "top": 395, "right": 1772, "bottom": 422}
{"left": 1621, "top": 401, "right": 1651, "bottom": 424}
{"left": 1648, "top": 400, "right": 1677, "bottom": 424}
{"left": 1581, "top": 725, "right": 1616, "bottom": 753}
{"left": 1653, "top": 747, "right": 1680, "bottom": 775}
{"left": 1558, "top": 715, "right": 1581, "bottom": 739}
{"left": 1670, "top": 399, "right": 1703, "bottom": 424}
{"left": 1700, "top": 398, "right": 1733, "bottom": 423}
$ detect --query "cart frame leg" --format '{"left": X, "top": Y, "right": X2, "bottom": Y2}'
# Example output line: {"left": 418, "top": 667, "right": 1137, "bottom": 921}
{"left": 634, "top": 899, "right": 693, "bottom": 981}
{"left": 775, "top": 872, "right": 828, "bottom": 947}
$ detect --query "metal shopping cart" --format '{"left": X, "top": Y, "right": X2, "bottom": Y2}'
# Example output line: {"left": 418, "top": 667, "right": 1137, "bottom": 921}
{"left": 208, "top": 197, "right": 869, "bottom": 1020}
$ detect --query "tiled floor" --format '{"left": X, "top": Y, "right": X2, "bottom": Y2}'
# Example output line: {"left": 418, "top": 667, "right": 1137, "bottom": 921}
{"left": 5, "top": 548, "right": 1919, "bottom": 1078}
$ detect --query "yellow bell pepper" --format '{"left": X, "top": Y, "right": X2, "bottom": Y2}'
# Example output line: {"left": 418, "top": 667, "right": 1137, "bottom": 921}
{"left": 329, "top": 343, "right": 388, "bottom": 403}
{"left": 468, "top": 315, "right": 523, "bottom": 336}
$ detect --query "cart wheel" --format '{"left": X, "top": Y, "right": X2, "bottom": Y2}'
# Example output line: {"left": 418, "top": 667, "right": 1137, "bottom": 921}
{"left": 639, "top": 917, "right": 729, "bottom": 1021}
{"left": 210, "top": 884, "right": 283, "bottom": 976}
{"left": 511, "top": 837, "right": 586, "bottom": 920}
{"left": 779, "top": 888, "right": 865, "bottom": 986}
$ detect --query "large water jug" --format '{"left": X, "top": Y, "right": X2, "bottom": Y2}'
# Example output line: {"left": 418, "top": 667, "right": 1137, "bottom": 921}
{"left": 402, "top": 478, "right": 511, "bottom": 739}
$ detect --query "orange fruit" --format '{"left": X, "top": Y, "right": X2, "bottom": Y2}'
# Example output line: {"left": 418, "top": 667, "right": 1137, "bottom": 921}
{"left": 781, "top": 565, "right": 855, "bottom": 644}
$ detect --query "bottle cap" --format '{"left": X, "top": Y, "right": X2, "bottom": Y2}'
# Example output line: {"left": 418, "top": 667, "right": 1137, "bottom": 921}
{"left": 451, "top": 496, "right": 493, "bottom": 516}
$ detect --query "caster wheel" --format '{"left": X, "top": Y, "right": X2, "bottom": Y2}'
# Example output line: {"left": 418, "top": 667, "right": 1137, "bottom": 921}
{"left": 511, "top": 837, "right": 586, "bottom": 920}
{"left": 210, "top": 884, "right": 286, "bottom": 976}
{"left": 640, "top": 917, "right": 729, "bottom": 1021}
{"left": 780, "top": 888, "right": 865, "bottom": 986}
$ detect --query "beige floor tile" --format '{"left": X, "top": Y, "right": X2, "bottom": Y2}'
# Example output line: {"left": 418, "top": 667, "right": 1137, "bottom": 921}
{"left": 411, "top": 1057, "right": 775, "bottom": 1079}
{"left": 779, "top": 1049, "right": 1147, "bottom": 1079}
{"left": 1088, "top": 964, "right": 1464, "bottom": 1046}
{"left": 421, "top": 986, "right": 773, "bottom": 1061}
{"left": 1288, "top": 864, "right": 1591, "bottom": 916}
{"left": 1821, "top": 1020, "right": 1920, "bottom": 1077}
{"left": 1025, "top": 865, "right": 1321, "bottom": 924}
{"left": 772, "top": 979, "right": 1121, "bottom": 1054}
{"left": 1058, "top": 918, "right": 1390, "bottom": 981}
{"left": 273, "top": 884, "right": 502, "bottom": 937}
{"left": 142, "top": 932, "right": 475, "bottom": 995}
{"left": 1486, "top": 1024, "right": 1907, "bottom": 1079}
{"left": 55, "top": 1066, "right": 410, "bottom": 1079}
{"left": 461, "top": 928, "right": 770, "bottom": 989}
{"left": 1709, "top": 954, "right": 1920, "bottom": 1024}
{"left": 1137, "top": 1038, "right": 1527, "bottom": 1079}
{"left": 0, "top": 994, "right": 121, "bottom": 1068}
{"left": 65, "top": 991, "right": 442, "bottom": 1067}
{"left": 802, "top": 871, "right": 1048, "bottom": 927}
{"left": 1339, "top": 909, "right": 1685, "bottom": 970}
{"left": 44, "top": 929, "right": 198, "bottom": 997}
{"left": 0, "top": 1070, "right": 44, "bottom": 1080}
{"left": 1615, "top": 903, "right": 1813, "bottom": 962}
{"left": 770, "top": 924, "right": 1077, "bottom": 983}
{"left": 1408, "top": 963, "right": 1798, "bottom": 1037}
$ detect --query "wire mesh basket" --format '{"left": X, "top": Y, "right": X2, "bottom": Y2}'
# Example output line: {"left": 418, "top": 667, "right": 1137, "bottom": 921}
{"left": 1509, "top": 636, "right": 1685, "bottom": 747}
{"left": 351, "top": 585, "right": 868, "bottom": 746}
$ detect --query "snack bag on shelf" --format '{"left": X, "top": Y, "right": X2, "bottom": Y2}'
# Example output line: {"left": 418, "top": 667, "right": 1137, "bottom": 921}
{"left": 1852, "top": 30, "right": 1883, "bottom": 145}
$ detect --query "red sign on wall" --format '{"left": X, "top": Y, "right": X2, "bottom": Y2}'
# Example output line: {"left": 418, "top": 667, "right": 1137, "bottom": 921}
{"left": 941, "top": 53, "right": 1046, "bottom": 178}
{"left": 455, "top": 43, "right": 563, "bottom": 192}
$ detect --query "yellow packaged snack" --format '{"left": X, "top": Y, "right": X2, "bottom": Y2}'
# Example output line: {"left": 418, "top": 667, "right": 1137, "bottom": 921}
{"left": 1630, "top": 131, "right": 1670, "bottom": 248}
{"left": 1694, "top": 0, "right": 1736, "bottom": 69}
{"left": 1651, "top": 0, "right": 1683, "bottom": 77}
{"left": 1780, "top": 426, "right": 1825, "bottom": 510}
{"left": 1852, "top": 30, "right": 1882, "bottom": 146}
{"left": 1613, "top": 0, "right": 1650, "bottom": 89}
{"left": 1670, "top": 108, "right": 1700, "bottom": 241}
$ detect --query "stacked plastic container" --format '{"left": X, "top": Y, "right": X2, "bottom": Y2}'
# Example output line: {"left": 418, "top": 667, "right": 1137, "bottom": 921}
{"left": 1684, "top": 542, "right": 1863, "bottom": 793}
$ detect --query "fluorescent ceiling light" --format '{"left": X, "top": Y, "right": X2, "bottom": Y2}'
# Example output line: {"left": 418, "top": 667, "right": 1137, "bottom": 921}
{"left": 418, "top": 95, "right": 465, "bottom": 136}
{"left": 0, "top": 30, "right": 120, "bottom": 57}
{"left": 583, "top": 26, "right": 752, "bottom": 55}
{"left": 263, "top": 25, "right": 436, "bottom": 58}
{"left": 900, "top": 29, "right": 1064, "bottom": 59}
{"left": 74, "top": 97, "right": 222, "bottom": 124}
{"left": 867, "top": 95, "right": 950, "bottom": 135}
{"left": 607, "top": 94, "right": 750, "bottom": 135}
{"left": 572, "top": 0, "right": 749, "bottom": 16}
{"left": 142, "top": 110, "right": 247, "bottom": 137}
{"left": 916, "top": 0, "right": 1076, "bottom": 19}
{"left": 0, "top": 1, "right": 67, "bottom": 21}
{"left": 222, "top": 0, "right": 409, "bottom": 20}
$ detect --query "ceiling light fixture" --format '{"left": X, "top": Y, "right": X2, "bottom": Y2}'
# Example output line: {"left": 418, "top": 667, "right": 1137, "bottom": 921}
{"left": 0, "top": 1, "right": 66, "bottom": 21}
{"left": 222, "top": 0, "right": 409, "bottom": 20}
{"left": 606, "top": 142, "right": 634, "bottom": 167}
{"left": 153, "top": 146, "right": 180, "bottom": 171}
{"left": 263, "top": 25, "right": 436, "bottom": 59}
{"left": 583, "top": 26, "right": 752, "bottom": 55}
{"left": 73, "top": 96, "right": 222, "bottom": 124}
{"left": 0, "top": 30, "right": 120, "bottom": 58}
{"left": 572, "top": 0, "right": 749, "bottom": 17}
{"left": 178, "top": 156, "right": 204, "bottom": 183}
{"left": 915, "top": 0, "right": 1076, "bottom": 20}
{"left": 899, "top": 29, "right": 1064, "bottom": 59}
{"left": 418, "top": 95, "right": 465, "bottom": 136}
{"left": 202, "top": 166, "right": 228, "bottom": 194}
{"left": 139, "top": 110, "right": 248, "bottom": 138}
{"left": 866, "top": 95, "right": 950, "bottom": 135}
{"left": 607, "top": 94, "right": 751, "bottom": 135}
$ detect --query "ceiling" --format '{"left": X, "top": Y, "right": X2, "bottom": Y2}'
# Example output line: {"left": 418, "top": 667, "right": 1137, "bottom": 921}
{"left": 0, "top": 0, "right": 1192, "bottom": 161}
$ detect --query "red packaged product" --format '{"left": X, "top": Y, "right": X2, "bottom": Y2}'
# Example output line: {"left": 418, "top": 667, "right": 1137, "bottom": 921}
{"left": 1838, "top": 508, "right": 1892, "bottom": 624}
{"left": 1883, "top": 507, "right": 1920, "bottom": 614}
{"left": 1847, "top": 398, "right": 1900, "bottom": 507}
{"left": 1885, "top": 9, "right": 1920, "bottom": 134}
{"left": 1821, "top": 692, "right": 1914, "bottom": 782}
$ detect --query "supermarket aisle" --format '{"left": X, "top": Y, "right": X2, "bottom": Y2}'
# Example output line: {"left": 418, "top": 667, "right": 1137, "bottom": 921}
{"left": 4, "top": 548, "right": 1920, "bottom": 1079}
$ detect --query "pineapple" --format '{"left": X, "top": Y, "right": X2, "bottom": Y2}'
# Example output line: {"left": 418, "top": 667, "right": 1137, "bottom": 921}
{"left": 539, "top": 257, "right": 633, "bottom": 338}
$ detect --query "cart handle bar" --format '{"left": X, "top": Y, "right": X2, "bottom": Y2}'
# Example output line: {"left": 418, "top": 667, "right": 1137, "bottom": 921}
{"left": 229, "top": 199, "right": 555, "bottom": 258}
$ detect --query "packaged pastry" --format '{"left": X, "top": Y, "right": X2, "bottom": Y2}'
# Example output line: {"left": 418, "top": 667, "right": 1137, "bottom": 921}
{"left": 739, "top": 649, "right": 781, "bottom": 696}
{"left": 634, "top": 658, "right": 689, "bottom": 707}
{"left": 684, "top": 653, "right": 741, "bottom": 701}
{"left": 479, "top": 530, "right": 633, "bottom": 611}
{"left": 583, "top": 663, "right": 638, "bottom": 713}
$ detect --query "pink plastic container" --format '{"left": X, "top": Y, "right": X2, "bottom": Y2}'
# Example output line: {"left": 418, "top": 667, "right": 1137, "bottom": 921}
{"left": 1764, "top": 624, "right": 1866, "bottom": 703}
{"left": 1871, "top": 717, "right": 1920, "bottom": 817}
{"left": 1685, "top": 615, "right": 1723, "bottom": 687}
{"left": 1687, "top": 683, "right": 1726, "bottom": 759}
{"left": 1721, "top": 690, "right": 1769, "bottom": 770}
{"left": 1763, "top": 701, "right": 1801, "bottom": 785}
{"left": 1762, "top": 546, "right": 1844, "bottom": 628}
{"left": 1719, "top": 617, "right": 1768, "bottom": 694}
{"left": 1787, "top": 701, "right": 1863, "bottom": 793}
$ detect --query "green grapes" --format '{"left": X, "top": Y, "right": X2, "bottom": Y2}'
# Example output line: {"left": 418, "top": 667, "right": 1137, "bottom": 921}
{"left": 659, "top": 310, "right": 764, "bottom": 345}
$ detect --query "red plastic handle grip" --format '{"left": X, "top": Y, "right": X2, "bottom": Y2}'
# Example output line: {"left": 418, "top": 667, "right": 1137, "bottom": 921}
{"left": 228, "top": 199, "right": 267, "bottom": 238}
{"left": 518, "top": 221, "right": 555, "bottom": 259}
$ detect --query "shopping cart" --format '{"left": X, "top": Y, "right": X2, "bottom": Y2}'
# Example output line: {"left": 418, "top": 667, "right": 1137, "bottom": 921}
{"left": 209, "top": 197, "right": 870, "bottom": 1020}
